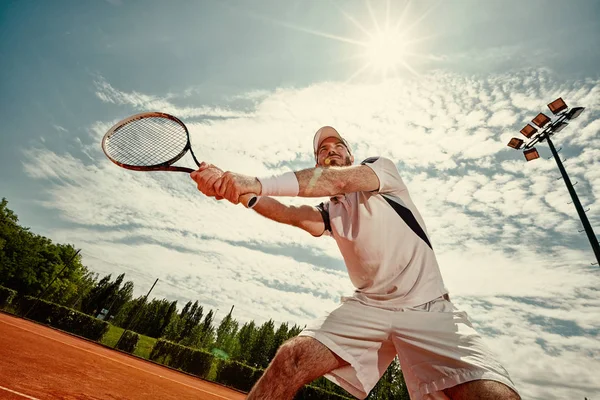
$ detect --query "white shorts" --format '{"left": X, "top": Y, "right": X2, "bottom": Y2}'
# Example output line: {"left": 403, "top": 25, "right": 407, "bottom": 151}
{"left": 299, "top": 296, "right": 519, "bottom": 400}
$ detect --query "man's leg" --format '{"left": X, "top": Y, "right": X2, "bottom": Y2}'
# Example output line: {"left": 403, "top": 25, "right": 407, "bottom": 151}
{"left": 247, "top": 336, "right": 347, "bottom": 400}
{"left": 443, "top": 379, "right": 521, "bottom": 400}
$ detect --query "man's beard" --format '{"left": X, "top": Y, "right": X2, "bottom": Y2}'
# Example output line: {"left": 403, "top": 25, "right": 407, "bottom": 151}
{"left": 326, "top": 155, "right": 352, "bottom": 167}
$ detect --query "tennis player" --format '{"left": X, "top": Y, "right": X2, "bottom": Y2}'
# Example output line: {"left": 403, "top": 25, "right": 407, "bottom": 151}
{"left": 190, "top": 126, "right": 520, "bottom": 400}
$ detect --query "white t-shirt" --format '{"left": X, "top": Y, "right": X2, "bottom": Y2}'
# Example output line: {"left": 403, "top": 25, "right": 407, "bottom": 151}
{"left": 317, "top": 156, "right": 448, "bottom": 309}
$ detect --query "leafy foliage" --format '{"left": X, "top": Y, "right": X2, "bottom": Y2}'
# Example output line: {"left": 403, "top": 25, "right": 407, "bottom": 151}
{"left": 367, "top": 358, "right": 410, "bottom": 400}
{"left": 214, "top": 306, "right": 239, "bottom": 357}
{"left": 150, "top": 339, "right": 214, "bottom": 378}
{"left": 81, "top": 273, "right": 134, "bottom": 320}
{"left": 295, "top": 385, "right": 353, "bottom": 400}
{"left": 248, "top": 319, "right": 275, "bottom": 368}
{"left": 115, "top": 330, "right": 139, "bottom": 353}
{"left": 16, "top": 296, "right": 109, "bottom": 340}
{"left": 215, "top": 360, "right": 263, "bottom": 392}
{"left": 0, "top": 285, "right": 17, "bottom": 307}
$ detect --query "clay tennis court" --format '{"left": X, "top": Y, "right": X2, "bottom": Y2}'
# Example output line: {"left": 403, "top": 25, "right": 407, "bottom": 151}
{"left": 0, "top": 312, "right": 246, "bottom": 400}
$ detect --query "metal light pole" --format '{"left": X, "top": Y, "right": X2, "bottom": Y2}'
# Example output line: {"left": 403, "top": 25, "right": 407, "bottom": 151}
{"left": 507, "top": 97, "right": 599, "bottom": 266}
{"left": 545, "top": 136, "right": 600, "bottom": 264}
{"left": 114, "top": 278, "right": 159, "bottom": 349}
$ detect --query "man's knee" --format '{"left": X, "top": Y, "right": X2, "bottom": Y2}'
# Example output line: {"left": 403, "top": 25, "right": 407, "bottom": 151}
{"left": 270, "top": 337, "right": 308, "bottom": 374}
{"left": 270, "top": 336, "right": 342, "bottom": 378}
{"left": 443, "top": 379, "right": 520, "bottom": 400}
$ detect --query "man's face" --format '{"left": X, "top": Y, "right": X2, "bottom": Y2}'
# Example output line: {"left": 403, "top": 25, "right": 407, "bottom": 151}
{"left": 316, "top": 137, "right": 354, "bottom": 167}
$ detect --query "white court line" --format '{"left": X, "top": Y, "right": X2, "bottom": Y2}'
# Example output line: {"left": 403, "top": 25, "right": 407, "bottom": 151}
{"left": 0, "top": 319, "right": 236, "bottom": 400}
{"left": 0, "top": 385, "right": 41, "bottom": 400}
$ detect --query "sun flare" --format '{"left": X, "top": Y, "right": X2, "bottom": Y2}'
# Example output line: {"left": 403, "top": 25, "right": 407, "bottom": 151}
{"left": 257, "top": 0, "right": 437, "bottom": 81}
{"left": 365, "top": 30, "right": 408, "bottom": 75}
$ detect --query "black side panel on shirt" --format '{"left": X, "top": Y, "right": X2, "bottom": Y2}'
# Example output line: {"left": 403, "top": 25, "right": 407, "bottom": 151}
{"left": 316, "top": 202, "right": 332, "bottom": 233}
{"left": 382, "top": 194, "right": 433, "bottom": 250}
{"left": 361, "top": 157, "right": 380, "bottom": 165}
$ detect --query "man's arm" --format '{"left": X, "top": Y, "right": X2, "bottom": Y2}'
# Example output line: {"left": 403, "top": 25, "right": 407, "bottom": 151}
{"left": 212, "top": 165, "right": 380, "bottom": 203}
{"left": 295, "top": 165, "right": 379, "bottom": 197}
{"left": 251, "top": 196, "right": 326, "bottom": 237}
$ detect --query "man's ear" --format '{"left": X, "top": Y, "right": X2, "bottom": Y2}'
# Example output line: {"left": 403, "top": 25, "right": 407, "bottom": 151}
{"left": 350, "top": 155, "right": 355, "bottom": 164}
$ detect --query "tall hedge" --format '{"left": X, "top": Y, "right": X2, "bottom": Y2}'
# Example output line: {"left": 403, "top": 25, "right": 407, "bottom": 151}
{"left": 0, "top": 285, "right": 17, "bottom": 307}
{"left": 211, "top": 359, "right": 350, "bottom": 399}
{"left": 214, "top": 359, "right": 263, "bottom": 392}
{"left": 295, "top": 385, "right": 353, "bottom": 400}
{"left": 149, "top": 339, "right": 214, "bottom": 378}
{"left": 115, "top": 330, "right": 139, "bottom": 353}
{"left": 16, "top": 296, "right": 109, "bottom": 341}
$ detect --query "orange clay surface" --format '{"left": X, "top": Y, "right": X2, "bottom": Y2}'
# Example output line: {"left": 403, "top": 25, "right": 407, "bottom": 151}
{"left": 0, "top": 312, "right": 246, "bottom": 400}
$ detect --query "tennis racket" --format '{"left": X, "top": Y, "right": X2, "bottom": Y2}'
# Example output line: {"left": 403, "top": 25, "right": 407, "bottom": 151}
{"left": 101, "top": 111, "right": 258, "bottom": 208}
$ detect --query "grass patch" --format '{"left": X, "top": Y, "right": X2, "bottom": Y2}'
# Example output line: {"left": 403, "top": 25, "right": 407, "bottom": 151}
{"left": 100, "top": 324, "right": 125, "bottom": 347}
{"left": 100, "top": 324, "right": 156, "bottom": 359}
{"left": 134, "top": 334, "right": 156, "bottom": 359}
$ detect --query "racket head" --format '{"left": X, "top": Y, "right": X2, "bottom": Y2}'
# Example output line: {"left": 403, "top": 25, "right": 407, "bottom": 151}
{"left": 102, "top": 112, "right": 197, "bottom": 172}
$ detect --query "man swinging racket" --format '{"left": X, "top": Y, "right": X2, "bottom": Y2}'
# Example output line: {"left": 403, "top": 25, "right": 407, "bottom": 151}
{"left": 190, "top": 126, "right": 520, "bottom": 400}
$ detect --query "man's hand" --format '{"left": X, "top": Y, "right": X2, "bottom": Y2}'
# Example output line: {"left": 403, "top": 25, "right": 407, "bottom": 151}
{"left": 190, "top": 162, "right": 225, "bottom": 198}
{"left": 214, "top": 172, "right": 262, "bottom": 204}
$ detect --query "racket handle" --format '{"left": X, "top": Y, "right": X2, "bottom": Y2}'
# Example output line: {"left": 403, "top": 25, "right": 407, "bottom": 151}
{"left": 239, "top": 193, "right": 259, "bottom": 209}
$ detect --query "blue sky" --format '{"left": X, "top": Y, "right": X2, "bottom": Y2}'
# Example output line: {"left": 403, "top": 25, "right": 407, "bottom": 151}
{"left": 1, "top": 1, "right": 600, "bottom": 399}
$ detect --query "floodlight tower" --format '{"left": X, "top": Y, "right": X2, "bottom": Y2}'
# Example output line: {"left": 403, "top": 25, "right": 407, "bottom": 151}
{"left": 506, "top": 98, "right": 599, "bottom": 266}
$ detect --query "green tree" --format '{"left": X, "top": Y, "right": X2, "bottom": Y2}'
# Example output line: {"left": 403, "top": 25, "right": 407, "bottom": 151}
{"left": 112, "top": 295, "right": 145, "bottom": 328}
{"left": 287, "top": 324, "right": 304, "bottom": 339}
{"left": 197, "top": 309, "right": 216, "bottom": 349}
{"left": 162, "top": 314, "right": 182, "bottom": 341}
{"left": 215, "top": 306, "right": 239, "bottom": 356}
{"left": 367, "top": 358, "right": 410, "bottom": 400}
{"left": 157, "top": 300, "right": 178, "bottom": 338}
{"left": 109, "top": 280, "right": 134, "bottom": 320}
{"left": 68, "top": 270, "right": 99, "bottom": 310}
{"left": 178, "top": 300, "right": 203, "bottom": 342}
{"left": 268, "top": 322, "right": 289, "bottom": 361}
{"left": 249, "top": 319, "right": 275, "bottom": 368}
{"left": 140, "top": 298, "right": 176, "bottom": 338}
{"left": 232, "top": 320, "right": 257, "bottom": 363}
{"left": 81, "top": 274, "right": 113, "bottom": 316}
{"left": 0, "top": 199, "right": 90, "bottom": 303}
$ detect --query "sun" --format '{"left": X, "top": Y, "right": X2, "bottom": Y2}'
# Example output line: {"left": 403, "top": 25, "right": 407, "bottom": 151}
{"left": 252, "top": 0, "right": 437, "bottom": 81}
{"left": 364, "top": 29, "right": 408, "bottom": 76}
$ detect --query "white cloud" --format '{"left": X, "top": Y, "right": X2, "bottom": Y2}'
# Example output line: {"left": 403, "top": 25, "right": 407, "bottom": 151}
{"left": 93, "top": 77, "right": 252, "bottom": 120}
{"left": 22, "top": 68, "right": 600, "bottom": 400}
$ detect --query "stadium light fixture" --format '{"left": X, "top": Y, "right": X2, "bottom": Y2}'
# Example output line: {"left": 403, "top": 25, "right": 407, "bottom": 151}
{"left": 506, "top": 97, "right": 599, "bottom": 266}
{"left": 549, "top": 121, "right": 569, "bottom": 134}
{"left": 507, "top": 138, "right": 524, "bottom": 149}
{"left": 520, "top": 124, "right": 537, "bottom": 138}
{"left": 548, "top": 97, "right": 568, "bottom": 115}
{"left": 532, "top": 113, "right": 551, "bottom": 128}
{"left": 565, "top": 107, "right": 585, "bottom": 120}
{"left": 524, "top": 148, "right": 540, "bottom": 161}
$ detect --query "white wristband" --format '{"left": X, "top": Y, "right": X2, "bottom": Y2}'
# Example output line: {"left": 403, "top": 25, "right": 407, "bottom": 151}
{"left": 258, "top": 172, "right": 300, "bottom": 197}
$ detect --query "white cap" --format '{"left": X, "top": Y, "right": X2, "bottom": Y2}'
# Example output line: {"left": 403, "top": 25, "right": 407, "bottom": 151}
{"left": 313, "top": 126, "right": 348, "bottom": 156}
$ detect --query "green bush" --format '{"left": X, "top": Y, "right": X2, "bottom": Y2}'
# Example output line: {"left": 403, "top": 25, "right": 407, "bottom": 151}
{"left": 212, "top": 359, "right": 351, "bottom": 398}
{"left": 16, "top": 296, "right": 109, "bottom": 341}
{"left": 0, "top": 285, "right": 17, "bottom": 307}
{"left": 149, "top": 339, "right": 214, "bottom": 378}
{"left": 115, "top": 330, "right": 139, "bottom": 353}
{"left": 295, "top": 385, "right": 353, "bottom": 400}
{"left": 215, "top": 359, "right": 262, "bottom": 392}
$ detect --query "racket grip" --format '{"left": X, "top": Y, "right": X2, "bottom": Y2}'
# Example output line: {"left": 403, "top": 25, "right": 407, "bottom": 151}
{"left": 239, "top": 193, "right": 260, "bottom": 209}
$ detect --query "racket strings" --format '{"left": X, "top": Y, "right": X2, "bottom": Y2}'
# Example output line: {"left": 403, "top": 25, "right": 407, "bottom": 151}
{"left": 110, "top": 119, "right": 183, "bottom": 163}
{"left": 105, "top": 117, "right": 189, "bottom": 167}
{"left": 116, "top": 119, "right": 180, "bottom": 163}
